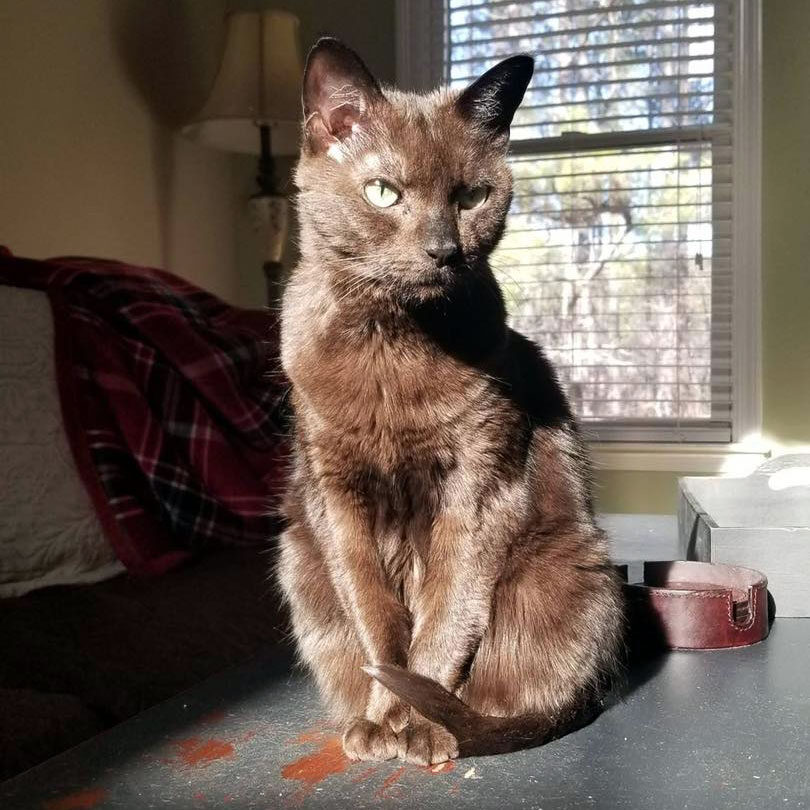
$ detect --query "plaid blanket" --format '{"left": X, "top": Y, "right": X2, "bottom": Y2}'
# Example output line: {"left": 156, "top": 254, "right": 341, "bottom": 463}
{"left": 0, "top": 249, "right": 289, "bottom": 574}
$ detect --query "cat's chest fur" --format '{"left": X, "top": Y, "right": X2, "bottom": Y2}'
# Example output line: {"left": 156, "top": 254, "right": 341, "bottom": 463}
{"left": 287, "top": 310, "right": 486, "bottom": 473}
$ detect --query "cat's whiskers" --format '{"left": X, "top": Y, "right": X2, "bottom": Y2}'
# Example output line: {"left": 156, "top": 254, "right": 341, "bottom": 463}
{"left": 488, "top": 257, "right": 526, "bottom": 310}
{"left": 333, "top": 279, "right": 370, "bottom": 306}
{"left": 330, "top": 270, "right": 389, "bottom": 306}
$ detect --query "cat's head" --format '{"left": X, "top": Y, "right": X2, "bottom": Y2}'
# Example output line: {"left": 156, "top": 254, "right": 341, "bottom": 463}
{"left": 295, "top": 38, "right": 533, "bottom": 304}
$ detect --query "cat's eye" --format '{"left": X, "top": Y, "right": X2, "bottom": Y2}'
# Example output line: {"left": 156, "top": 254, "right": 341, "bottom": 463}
{"left": 363, "top": 179, "right": 401, "bottom": 208}
{"left": 457, "top": 186, "right": 490, "bottom": 210}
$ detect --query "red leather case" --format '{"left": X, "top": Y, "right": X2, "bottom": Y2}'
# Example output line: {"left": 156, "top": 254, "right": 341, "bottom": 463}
{"left": 623, "top": 560, "right": 770, "bottom": 650}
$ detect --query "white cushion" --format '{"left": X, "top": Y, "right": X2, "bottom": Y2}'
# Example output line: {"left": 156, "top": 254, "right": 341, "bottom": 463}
{"left": 0, "top": 287, "right": 123, "bottom": 597}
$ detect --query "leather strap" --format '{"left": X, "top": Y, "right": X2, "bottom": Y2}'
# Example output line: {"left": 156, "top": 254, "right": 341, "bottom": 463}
{"left": 621, "top": 561, "right": 770, "bottom": 650}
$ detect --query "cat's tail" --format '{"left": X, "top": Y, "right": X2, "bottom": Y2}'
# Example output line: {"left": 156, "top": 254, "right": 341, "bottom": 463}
{"left": 363, "top": 664, "right": 604, "bottom": 757}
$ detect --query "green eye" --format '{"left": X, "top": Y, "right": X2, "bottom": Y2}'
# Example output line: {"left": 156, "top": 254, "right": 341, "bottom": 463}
{"left": 457, "top": 186, "right": 489, "bottom": 210}
{"left": 363, "top": 179, "right": 400, "bottom": 208}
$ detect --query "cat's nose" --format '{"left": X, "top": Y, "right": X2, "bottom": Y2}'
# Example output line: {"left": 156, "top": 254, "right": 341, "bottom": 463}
{"left": 425, "top": 242, "right": 459, "bottom": 266}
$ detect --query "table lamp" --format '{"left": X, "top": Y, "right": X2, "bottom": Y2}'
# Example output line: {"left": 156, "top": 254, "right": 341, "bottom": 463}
{"left": 182, "top": 10, "right": 303, "bottom": 297}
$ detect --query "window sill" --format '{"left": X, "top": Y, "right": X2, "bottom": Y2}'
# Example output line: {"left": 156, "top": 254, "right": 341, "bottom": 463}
{"left": 590, "top": 442, "right": 771, "bottom": 474}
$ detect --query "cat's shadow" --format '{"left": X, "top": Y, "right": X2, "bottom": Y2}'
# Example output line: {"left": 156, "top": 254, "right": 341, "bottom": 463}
{"left": 622, "top": 600, "right": 673, "bottom": 693}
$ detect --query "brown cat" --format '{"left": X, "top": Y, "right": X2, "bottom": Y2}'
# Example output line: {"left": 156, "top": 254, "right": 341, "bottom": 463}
{"left": 277, "top": 38, "right": 625, "bottom": 766}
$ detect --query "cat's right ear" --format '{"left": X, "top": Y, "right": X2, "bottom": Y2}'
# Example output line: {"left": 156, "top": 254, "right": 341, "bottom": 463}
{"left": 302, "top": 38, "right": 382, "bottom": 155}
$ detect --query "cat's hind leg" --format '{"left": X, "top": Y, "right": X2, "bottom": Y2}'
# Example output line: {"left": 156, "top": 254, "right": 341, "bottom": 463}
{"left": 461, "top": 541, "right": 624, "bottom": 723}
{"left": 277, "top": 520, "right": 399, "bottom": 760}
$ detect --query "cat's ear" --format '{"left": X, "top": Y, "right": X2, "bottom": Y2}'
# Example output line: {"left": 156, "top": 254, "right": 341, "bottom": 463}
{"left": 302, "top": 38, "right": 382, "bottom": 154}
{"left": 456, "top": 55, "right": 534, "bottom": 138}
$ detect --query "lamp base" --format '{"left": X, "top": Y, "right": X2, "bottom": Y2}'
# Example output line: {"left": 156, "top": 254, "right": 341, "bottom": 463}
{"left": 249, "top": 193, "right": 288, "bottom": 266}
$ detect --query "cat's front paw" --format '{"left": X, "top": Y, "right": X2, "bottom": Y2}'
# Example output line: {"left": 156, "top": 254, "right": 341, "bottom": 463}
{"left": 397, "top": 719, "right": 459, "bottom": 766}
{"left": 342, "top": 718, "right": 399, "bottom": 762}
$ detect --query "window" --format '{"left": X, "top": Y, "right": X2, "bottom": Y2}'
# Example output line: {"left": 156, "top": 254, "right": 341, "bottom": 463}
{"left": 398, "top": 0, "right": 761, "bottom": 444}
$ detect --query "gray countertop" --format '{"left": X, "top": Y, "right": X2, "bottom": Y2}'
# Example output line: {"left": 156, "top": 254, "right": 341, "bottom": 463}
{"left": 4, "top": 515, "right": 808, "bottom": 810}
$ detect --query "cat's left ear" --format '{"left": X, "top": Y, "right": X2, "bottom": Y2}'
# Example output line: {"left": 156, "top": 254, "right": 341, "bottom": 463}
{"left": 456, "top": 55, "right": 534, "bottom": 138}
{"left": 302, "top": 38, "right": 383, "bottom": 154}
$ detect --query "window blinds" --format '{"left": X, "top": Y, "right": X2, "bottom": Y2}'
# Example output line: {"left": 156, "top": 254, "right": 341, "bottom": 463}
{"left": 445, "top": 0, "right": 736, "bottom": 442}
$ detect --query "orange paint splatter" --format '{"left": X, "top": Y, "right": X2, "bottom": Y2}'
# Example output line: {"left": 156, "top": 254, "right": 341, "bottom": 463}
{"left": 282, "top": 736, "right": 349, "bottom": 783}
{"left": 375, "top": 766, "right": 407, "bottom": 799}
{"left": 281, "top": 736, "right": 350, "bottom": 804}
{"left": 43, "top": 787, "right": 108, "bottom": 810}
{"left": 174, "top": 737, "right": 235, "bottom": 767}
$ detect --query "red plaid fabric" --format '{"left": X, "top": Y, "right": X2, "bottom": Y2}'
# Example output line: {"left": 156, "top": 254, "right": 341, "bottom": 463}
{"left": 0, "top": 251, "right": 289, "bottom": 574}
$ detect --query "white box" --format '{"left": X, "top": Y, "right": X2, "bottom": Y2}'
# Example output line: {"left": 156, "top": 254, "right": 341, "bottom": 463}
{"left": 679, "top": 454, "right": 810, "bottom": 618}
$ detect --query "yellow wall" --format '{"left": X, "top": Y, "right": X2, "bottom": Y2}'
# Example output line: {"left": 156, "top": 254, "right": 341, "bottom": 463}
{"left": 0, "top": 0, "right": 240, "bottom": 302}
{"left": 761, "top": 0, "right": 810, "bottom": 447}
{"left": 594, "top": 471, "right": 683, "bottom": 515}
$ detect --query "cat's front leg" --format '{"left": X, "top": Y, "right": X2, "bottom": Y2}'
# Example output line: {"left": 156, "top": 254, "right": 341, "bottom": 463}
{"left": 318, "top": 484, "right": 411, "bottom": 760}
{"left": 398, "top": 507, "right": 504, "bottom": 764}
{"left": 409, "top": 508, "right": 500, "bottom": 688}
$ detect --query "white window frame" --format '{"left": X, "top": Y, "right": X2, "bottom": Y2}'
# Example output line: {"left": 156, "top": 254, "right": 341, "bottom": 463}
{"left": 397, "top": 0, "right": 764, "bottom": 471}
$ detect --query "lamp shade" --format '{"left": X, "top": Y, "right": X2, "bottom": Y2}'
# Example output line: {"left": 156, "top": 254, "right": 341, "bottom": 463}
{"left": 182, "top": 10, "right": 303, "bottom": 155}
